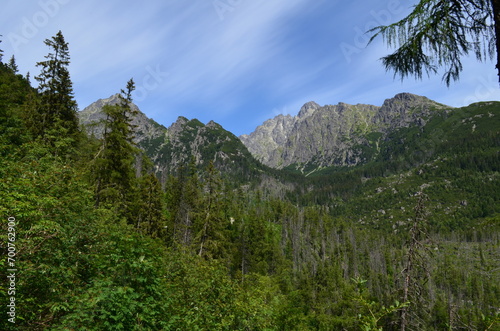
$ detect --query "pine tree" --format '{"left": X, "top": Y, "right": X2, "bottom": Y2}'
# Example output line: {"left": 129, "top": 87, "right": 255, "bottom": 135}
{"left": 134, "top": 155, "right": 167, "bottom": 238}
{"left": 369, "top": 0, "right": 498, "bottom": 85}
{"left": 168, "top": 157, "right": 202, "bottom": 249}
{"left": 195, "top": 161, "right": 228, "bottom": 259}
{"left": 28, "top": 31, "right": 80, "bottom": 151}
{"left": 92, "top": 79, "right": 139, "bottom": 223}
{"left": 8, "top": 55, "right": 18, "bottom": 73}
{"left": 0, "top": 36, "right": 3, "bottom": 63}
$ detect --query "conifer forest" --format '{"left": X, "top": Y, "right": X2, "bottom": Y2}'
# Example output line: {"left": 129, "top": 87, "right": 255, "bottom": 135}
{"left": 0, "top": 31, "right": 499, "bottom": 330}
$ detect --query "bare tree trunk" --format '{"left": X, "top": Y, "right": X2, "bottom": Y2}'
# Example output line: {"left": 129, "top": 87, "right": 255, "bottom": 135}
{"left": 491, "top": 0, "right": 500, "bottom": 83}
{"left": 198, "top": 220, "right": 208, "bottom": 257}
{"left": 400, "top": 192, "right": 430, "bottom": 331}
{"left": 183, "top": 214, "right": 190, "bottom": 246}
{"left": 400, "top": 231, "right": 415, "bottom": 331}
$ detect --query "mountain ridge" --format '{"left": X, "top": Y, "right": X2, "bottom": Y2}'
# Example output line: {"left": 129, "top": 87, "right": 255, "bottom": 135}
{"left": 79, "top": 96, "right": 269, "bottom": 185}
{"left": 79, "top": 92, "right": 453, "bottom": 179}
{"left": 240, "top": 93, "right": 451, "bottom": 171}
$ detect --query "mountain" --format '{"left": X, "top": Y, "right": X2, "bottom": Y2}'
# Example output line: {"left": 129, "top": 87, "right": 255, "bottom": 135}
{"left": 79, "top": 93, "right": 168, "bottom": 147}
{"left": 239, "top": 101, "right": 320, "bottom": 167}
{"left": 79, "top": 95, "right": 268, "bottom": 185}
{"left": 152, "top": 116, "right": 269, "bottom": 183}
{"left": 306, "top": 100, "right": 500, "bottom": 229}
{"left": 79, "top": 92, "right": 499, "bottom": 207}
{"left": 240, "top": 93, "right": 450, "bottom": 172}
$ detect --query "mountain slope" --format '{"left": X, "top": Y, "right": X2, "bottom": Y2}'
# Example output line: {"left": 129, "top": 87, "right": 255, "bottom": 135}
{"left": 290, "top": 101, "right": 500, "bottom": 231}
{"left": 79, "top": 96, "right": 270, "bottom": 185}
{"left": 79, "top": 93, "right": 167, "bottom": 147}
{"left": 239, "top": 101, "right": 320, "bottom": 166}
{"left": 241, "top": 93, "right": 450, "bottom": 171}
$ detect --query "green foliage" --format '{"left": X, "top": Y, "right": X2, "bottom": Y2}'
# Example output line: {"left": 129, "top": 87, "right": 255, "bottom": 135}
{"left": 0, "top": 148, "right": 97, "bottom": 329}
{"left": 194, "top": 161, "right": 229, "bottom": 259}
{"left": 134, "top": 169, "right": 167, "bottom": 238}
{"left": 92, "top": 79, "right": 140, "bottom": 222}
{"left": 368, "top": 0, "right": 496, "bottom": 85}
{"left": 27, "top": 31, "right": 80, "bottom": 152}
{"left": 57, "top": 225, "right": 172, "bottom": 330}
{"left": 164, "top": 157, "right": 202, "bottom": 248}
{"left": 352, "top": 277, "right": 409, "bottom": 331}
{"left": 163, "top": 252, "right": 238, "bottom": 330}
{"left": 0, "top": 63, "right": 33, "bottom": 156}
{"left": 1, "top": 32, "right": 499, "bottom": 330}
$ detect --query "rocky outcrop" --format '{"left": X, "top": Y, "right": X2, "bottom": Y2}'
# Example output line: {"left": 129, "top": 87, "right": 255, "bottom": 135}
{"left": 79, "top": 94, "right": 167, "bottom": 147}
{"left": 79, "top": 98, "right": 261, "bottom": 183}
{"left": 239, "top": 101, "right": 321, "bottom": 167}
{"left": 240, "top": 93, "right": 450, "bottom": 171}
{"left": 79, "top": 92, "right": 451, "bottom": 179}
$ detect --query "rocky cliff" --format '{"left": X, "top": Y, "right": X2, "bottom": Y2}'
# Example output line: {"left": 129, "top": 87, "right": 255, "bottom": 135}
{"left": 240, "top": 93, "right": 450, "bottom": 171}
{"left": 79, "top": 94, "right": 167, "bottom": 147}
{"left": 79, "top": 96, "right": 264, "bottom": 184}
{"left": 80, "top": 92, "right": 451, "bottom": 179}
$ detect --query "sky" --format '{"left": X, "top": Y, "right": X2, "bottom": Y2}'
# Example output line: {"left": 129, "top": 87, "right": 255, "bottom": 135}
{"left": 1, "top": 0, "right": 499, "bottom": 136}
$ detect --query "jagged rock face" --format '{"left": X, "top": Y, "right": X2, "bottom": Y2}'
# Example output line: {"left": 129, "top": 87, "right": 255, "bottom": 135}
{"left": 158, "top": 117, "right": 239, "bottom": 170}
{"left": 78, "top": 97, "right": 259, "bottom": 183}
{"left": 80, "top": 92, "right": 451, "bottom": 180}
{"left": 79, "top": 94, "right": 167, "bottom": 147}
{"left": 149, "top": 116, "right": 262, "bottom": 182}
{"left": 373, "top": 92, "right": 441, "bottom": 129}
{"left": 240, "top": 93, "right": 450, "bottom": 171}
{"left": 239, "top": 101, "right": 321, "bottom": 167}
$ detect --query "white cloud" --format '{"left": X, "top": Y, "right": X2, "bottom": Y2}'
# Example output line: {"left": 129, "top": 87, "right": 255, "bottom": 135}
{"left": 2, "top": 0, "right": 497, "bottom": 135}
{"left": 158, "top": 0, "right": 309, "bottom": 100}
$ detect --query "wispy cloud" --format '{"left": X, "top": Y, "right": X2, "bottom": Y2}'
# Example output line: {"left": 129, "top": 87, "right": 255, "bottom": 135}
{"left": 158, "top": 1, "right": 309, "bottom": 100}
{"left": 1, "top": 0, "right": 497, "bottom": 136}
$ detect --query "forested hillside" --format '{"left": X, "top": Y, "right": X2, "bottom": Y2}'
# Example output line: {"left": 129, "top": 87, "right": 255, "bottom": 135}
{"left": 1, "top": 33, "right": 499, "bottom": 330}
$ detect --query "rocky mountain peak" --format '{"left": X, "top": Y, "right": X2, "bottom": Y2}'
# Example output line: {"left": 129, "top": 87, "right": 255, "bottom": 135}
{"left": 382, "top": 92, "right": 433, "bottom": 108}
{"left": 374, "top": 92, "right": 450, "bottom": 130}
{"left": 78, "top": 94, "right": 166, "bottom": 145}
{"left": 170, "top": 116, "right": 189, "bottom": 127}
{"left": 79, "top": 98, "right": 260, "bottom": 182}
{"left": 166, "top": 116, "right": 189, "bottom": 138}
{"left": 298, "top": 101, "right": 321, "bottom": 119}
{"left": 241, "top": 93, "right": 451, "bottom": 171}
{"left": 335, "top": 102, "right": 353, "bottom": 113}
{"left": 206, "top": 120, "right": 222, "bottom": 130}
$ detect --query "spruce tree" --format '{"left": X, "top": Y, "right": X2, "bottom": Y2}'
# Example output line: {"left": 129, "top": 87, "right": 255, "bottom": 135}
{"left": 369, "top": 0, "right": 498, "bottom": 85}
{"left": 8, "top": 55, "right": 18, "bottom": 73}
{"left": 195, "top": 161, "right": 227, "bottom": 259}
{"left": 0, "top": 36, "right": 3, "bottom": 63}
{"left": 168, "top": 158, "right": 202, "bottom": 249}
{"left": 134, "top": 155, "right": 167, "bottom": 238}
{"left": 28, "top": 31, "right": 80, "bottom": 151}
{"left": 93, "top": 79, "right": 139, "bottom": 223}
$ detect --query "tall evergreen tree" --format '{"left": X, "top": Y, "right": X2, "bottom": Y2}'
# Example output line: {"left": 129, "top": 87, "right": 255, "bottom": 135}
{"left": 8, "top": 55, "right": 19, "bottom": 73}
{"left": 134, "top": 155, "right": 167, "bottom": 238}
{"left": 28, "top": 31, "right": 80, "bottom": 150}
{"left": 369, "top": 0, "right": 498, "bottom": 85}
{"left": 167, "top": 158, "right": 202, "bottom": 249}
{"left": 195, "top": 161, "right": 228, "bottom": 259}
{"left": 0, "top": 63, "right": 33, "bottom": 156}
{"left": 92, "top": 79, "right": 139, "bottom": 222}
{"left": 0, "top": 36, "right": 3, "bottom": 63}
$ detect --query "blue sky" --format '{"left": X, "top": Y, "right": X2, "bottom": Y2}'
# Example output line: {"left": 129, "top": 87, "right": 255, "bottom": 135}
{"left": 2, "top": 0, "right": 499, "bottom": 136}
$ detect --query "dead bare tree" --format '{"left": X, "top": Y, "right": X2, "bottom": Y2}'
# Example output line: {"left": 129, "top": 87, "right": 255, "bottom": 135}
{"left": 400, "top": 192, "right": 433, "bottom": 331}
